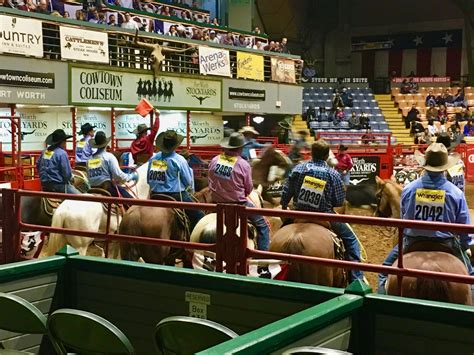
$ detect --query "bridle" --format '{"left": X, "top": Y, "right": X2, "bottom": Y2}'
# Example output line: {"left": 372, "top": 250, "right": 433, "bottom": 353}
{"left": 374, "top": 182, "right": 387, "bottom": 217}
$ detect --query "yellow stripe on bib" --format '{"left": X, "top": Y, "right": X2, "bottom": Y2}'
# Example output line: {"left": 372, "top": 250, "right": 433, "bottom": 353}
{"left": 415, "top": 189, "right": 445, "bottom": 204}
{"left": 87, "top": 158, "right": 102, "bottom": 169}
{"left": 151, "top": 160, "right": 168, "bottom": 170}
{"left": 302, "top": 176, "right": 326, "bottom": 191}
{"left": 43, "top": 150, "right": 54, "bottom": 159}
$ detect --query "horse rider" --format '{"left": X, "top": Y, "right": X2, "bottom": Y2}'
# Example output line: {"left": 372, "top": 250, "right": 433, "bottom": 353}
{"left": 147, "top": 130, "right": 204, "bottom": 231}
{"left": 87, "top": 131, "right": 138, "bottom": 198}
{"left": 435, "top": 133, "right": 465, "bottom": 192}
{"left": 130, "top": 110, "right": 160, "bottom": 164}
{"left": 239, "top": 126, "right": 266, "bottom": 160}
{"left": 377, "top": 143, "right": 473, "bottom": 293}
{"left": 280, "top": 139, "right": 364, "bottom": 282}
{"left": 75, "top": 123, "right": 96, "bottom": 168}
{"left": 37, "top": 129, "right": 80, "bottom": 194}
{"left": 288, "top": 130, "right": 310, "bottom": 163}
{"left": 208, "top": 132, "right": 270, "bottom": 250}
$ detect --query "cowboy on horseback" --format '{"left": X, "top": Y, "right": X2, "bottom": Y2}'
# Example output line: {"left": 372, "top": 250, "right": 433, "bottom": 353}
{"left": 280, "top": 139, "right": 364, "bottom": 281}
{"left": 130, "top": 110, "right": 160, "bottom": 164}
{"left": 378, "top": 143, "right": 473, "bottom": 293}
{"left": 75, "top": 123, "right": 96, "bottom": 168}
{"left": 147, "top": 130, "right": 204, "bottom": 231}
{"left": 208, "top": 132, "right": 270, "bottom": 250}
{"left": 37, "top": 129, "right": 80, "bottom": 194}
{"left": 239, "top": 126, "right": 266, "bottom": 160}
{"left": 87, "top": 131, "right": 138, "bottom": 198}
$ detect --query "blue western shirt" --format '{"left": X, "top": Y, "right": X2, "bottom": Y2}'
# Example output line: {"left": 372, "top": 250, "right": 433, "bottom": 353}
{"left": 147, "top": 151, "right": 194, "bottom": 193}
{"left": 87, "top": 150, "right": 131, "bottom": 187}
{"left": 75, "top": 136, "right": 95, "bottom": 164}
{"left": 241, "top": 138, "right": 265, "bottom": 160}
{"left": 401, "top": 172, "right": 471, "bottom": 248}
{"left": 37, "top": 146, "right": 72, "bottom": 184}
{"left": 281, "top": 159, "right": 345, "bottom": 213}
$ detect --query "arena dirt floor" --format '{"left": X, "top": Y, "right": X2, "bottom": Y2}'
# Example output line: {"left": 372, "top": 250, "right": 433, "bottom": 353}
{"left": 42, "top": 183, "right": 474, "bottom": 292}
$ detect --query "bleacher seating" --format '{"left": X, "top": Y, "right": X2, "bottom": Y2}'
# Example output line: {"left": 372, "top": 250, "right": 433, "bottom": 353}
{"left": 302, "top": 87, "right": 389, "bottom": 137}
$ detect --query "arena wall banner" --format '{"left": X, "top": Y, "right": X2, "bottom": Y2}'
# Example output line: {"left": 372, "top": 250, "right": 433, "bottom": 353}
{"left": 236, "top": 52, "right": 264, "bottom": 81}
{"left": 270, "top": 57, "right": 296, "bottom": 84}
{"left": 0, "top": 56, "right": 68, "bottom": 105}
{"left": 70, "top": 65, "right": 222, "bottom": 111}
{"left": 198, "top": 46, "right": 231, "bottom": 77}
{"left": 301, "top": 77, "right": 369, "bottom": 84}
{"left": 60, "top": 26, "right": 109, "bottom": 64}
{"left": 115, "top": 111, "right": 223, "bottom": 147}
{"left": 0, "top": 15, "right": 43, "bottom": 57}
{"left": 349, "top": 156, "right": 380, "bottom": 185}
{"left": 391, "top": 77, "right": 451, "bottom": 84}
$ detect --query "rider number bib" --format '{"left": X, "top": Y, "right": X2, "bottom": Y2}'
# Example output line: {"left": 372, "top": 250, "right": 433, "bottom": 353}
{"left": 149, "top": 160, "right": 167, "bottom": 183}
{"left": 447, "top": 163, "right": 464, "bottom": 192}
{"left": 414, "top": 188, "right": 445, "bottom": 222}
{"left": 77, "top": 141, "right": 86, "bottom": 149}
{"left": 43, "top": 150, "right": 54, "bottom": 160}
{"left": 298, "top": 176, "right": 326, "bottom": 209}
{"left": 214, "top": 155, "right": 237, "bottom": 180}
{"left": 87, "top": 158, "right": 103, "bottom": 178}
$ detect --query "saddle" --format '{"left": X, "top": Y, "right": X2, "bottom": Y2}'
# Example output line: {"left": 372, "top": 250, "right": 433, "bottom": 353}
{"left": 150, "top": 194, "right": 191, "bottom": 239}
{"left": 42, "top": 198, "right": 62, "bottom": 217}
{"left": 405, "top": 240, "right": 455, "bottom": 255}
{"left": 88, "top": 188, "right": 123, "bottom": 217}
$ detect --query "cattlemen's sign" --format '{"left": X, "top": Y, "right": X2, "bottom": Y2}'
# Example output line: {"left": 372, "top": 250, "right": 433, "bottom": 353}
{"left": 70, "top": 66, "right": 222, "bottom": 110}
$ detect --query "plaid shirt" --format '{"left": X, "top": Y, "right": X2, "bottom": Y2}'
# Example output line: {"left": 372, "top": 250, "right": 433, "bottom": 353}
{"left": 281, "top": 159, "right": 345, "bottom": 213}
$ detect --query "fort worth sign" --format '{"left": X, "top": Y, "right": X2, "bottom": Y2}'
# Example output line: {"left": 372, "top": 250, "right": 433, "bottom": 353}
{"left": 69, "top": 65, "right": 222, "bottom": 111}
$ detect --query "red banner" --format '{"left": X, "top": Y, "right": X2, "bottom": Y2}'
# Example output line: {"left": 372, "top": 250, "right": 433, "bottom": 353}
{"left": 391, "top": 76, "right": 451, "bottom": 83}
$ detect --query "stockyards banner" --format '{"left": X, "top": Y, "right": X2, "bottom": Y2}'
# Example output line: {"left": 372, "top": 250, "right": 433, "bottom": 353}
{"left": 199, "top": 46, "right": 231, "bottom": 77}
{"left": 349, "top": 156, "right": 380, "bottom": 185}
{"left": 236, "top": 52, "right": 264, "bottom": 81}
{"left": 70, "top": 66, "right": 222, "bottom": 110}
{"left": 60, "top": 26, "right": 109, "bottom": 63}
{"left": 0, "top": 15, "right": 43, "bottom": 57}
{"left": 271, "top": 57, "right": 296, "bottom": 84}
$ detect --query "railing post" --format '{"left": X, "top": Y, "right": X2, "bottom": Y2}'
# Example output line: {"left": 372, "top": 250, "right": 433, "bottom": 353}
{"left": 1, "top": 188, "right": 19, "bottom": 264}
{"left": 221, "top": 204, "right": 241, "bottom": 274}
{"left": 215, "top": 204, "right": 225, "bottom": 273}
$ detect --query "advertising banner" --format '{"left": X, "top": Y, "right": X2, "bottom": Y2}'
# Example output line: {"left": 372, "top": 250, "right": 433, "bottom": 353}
{"left": 391, "top": 77, "right": 450, "bottom": 83}
{"left": 236, "top": 52, "right": 264, "bottom": 81}
{"left": 0, "top": 69, "right": 54, "bottom": 89}
{"left": 228, "top": 87, "right": 265, "bottom": 100}
{"left": 0, "top": 15, "right": 43, "bottom": 57}
{"left": 271, "top": 57, "right": 296, "bottom": 84}
{"left": 60, "top": 26, "right": 109, "bottom": 63}
{"left": 199, "top": 46, "right": 231, "bottom": 77}
{"left": 349, "top": 156, "right": 380, "bottom": 185}
{"left": 70, "top": 66, "right": 222, "bottom": 110}
{"left": 302, "top": 77, "right": 369, "bottom": 84}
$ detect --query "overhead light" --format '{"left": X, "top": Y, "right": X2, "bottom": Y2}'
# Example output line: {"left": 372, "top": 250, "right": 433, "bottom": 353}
{"left": 252, "top": 116, "right": 264, "bottom": 124}
{"left": 87, "top": 107, "right": 113, "bottom": 111}
{"left": 223, "top": 120, "right": 229, "bottom": 125}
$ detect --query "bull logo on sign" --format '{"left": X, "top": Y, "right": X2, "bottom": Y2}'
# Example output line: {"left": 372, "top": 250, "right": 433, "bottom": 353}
{"left": 8, "top": 129, "right": 36, "bottom": 141}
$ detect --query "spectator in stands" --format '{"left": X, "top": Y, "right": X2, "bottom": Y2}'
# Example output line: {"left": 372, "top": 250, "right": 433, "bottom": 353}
{"left": 235, "top": 34, "right": 248, "bottom": 48}
{"left": 455, "top": 107, "right": 470, "bottom": 122}
{"left": 332, "top": 92, "right": 344, "bottom": 109}
{"left": 36, "top": 0, "right": 50, "bottom": 14}
{"left": 75, "top": 9, "right": 85, "bottom": 21}
{"left": 18, "top": 0, "right": 36, "bottom": 11}
{"left": 427, "top": 119, "right": 438, "bottom": 137}
{"left": 160, "top": 5, "right": 170, "bottom": 16}
{"left": 212, "top": 17, "right": 219, "bottom": 26}
{"left": 89, "top": 9, "right": 100, "bottom": 23}
{"left": 209, "top": 30, "right": 220, "bottom": 44}
{"left": 416, "top": 128, "right": 430, "bottom": 145}
{"left": 411, "top": 121, "right": 425, "bottom": 144}
{"left": 108, "top": 14, "right": 118, "bottom": 26}
{"left": 253, "top": 26, "right": 262, "bottom": 34}
{"left": 405, "top": 104, "right": 420, "bottom": 129}
{"left": 361, "top": 129, "right": 376, "bottom": 145}
{"left": 348, "top": 112, "right": 360, "bottom": 129}
{"left": 444, "top": 89, "right": 454, "bottom": 106}
{"left": 437, "top": 104, "right": 447, "bottom": 121}
{"left": 280, "top": 37, "right": 290, "bottom": 54}
{"left": 408, "top": 77, "right": 418, "bottom": 93}
{"left": 400, "top": 79, "right": 411, "bottom": 94}
{"left": 426, "top": 102, "right": 438, "bottom": 121}
{"left": 408, "top": 70, "right": 415, "bottom": 77}
{"left": 221, "top": 32, "right": 234, "bottom": 46}
{"left": 450, "top": 125, "right": 464, "bottom": 145}
{"left": 181, "top": 10, "right": 191, "bottom": 20}
{"left": 121, "top": 12, "right": 139, "bottom": 29}
{"left": 333, "top": 108, "right": 345, "bottom": 126}
{"left": 341, "top": 88, "right": 354, "bottom": 108}
{"left": 318, "top": 107, "right": 329, "bottom": 122}
{"left": 463, "top": 119, "right": 474, "bottom": 136}
{"left": 425, "top": 91, "right": 437, "bottom": 106}
{"left": 264, "top": 41, "right": 277, "bottom": 51}
{"left": 453, "top": 88, "right": 465, "bottom": 107}
{"left": 167, "top": 25, "right": 178, "bottom": 36}
{"left": 359, "top": 112, "right": 370, "bottom": 130}
{"left": 439, "top": 118, "right": 447, "bottom": 134}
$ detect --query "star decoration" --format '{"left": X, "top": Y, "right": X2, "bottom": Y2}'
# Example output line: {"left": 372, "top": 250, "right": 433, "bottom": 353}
{"left": 442, "top": 33, "right": 453, "bottom": 45}
{"left": 413, "top": 36, "right": 423, "bottom": 46}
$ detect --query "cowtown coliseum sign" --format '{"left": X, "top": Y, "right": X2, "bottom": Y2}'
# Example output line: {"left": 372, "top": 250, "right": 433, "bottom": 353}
{"left": 70, "top": 65, "right": 222, "bottom": 110}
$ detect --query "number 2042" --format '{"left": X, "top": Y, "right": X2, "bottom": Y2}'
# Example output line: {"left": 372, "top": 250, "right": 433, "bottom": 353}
{"left": 414, "top": 205, "right": 443, "bottom": 222}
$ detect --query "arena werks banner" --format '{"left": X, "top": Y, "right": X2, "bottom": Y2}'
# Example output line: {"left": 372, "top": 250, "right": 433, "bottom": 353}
{"left": 0, "top": 15, "right": 43, "bottom": 57}
{"left": 199, "top": 46, "right": 231, "bottom": 77}
{"left": 236, "top": 52, "right": 264, "bottom": 81}
{"left": 60, "top": 26, "right": 109, "bottom": 64}
{"left": 70, "top": 66, "right": 222, "bottom": 110}
{"left": 271, "top": 57, "right": 296, "bottom": 84}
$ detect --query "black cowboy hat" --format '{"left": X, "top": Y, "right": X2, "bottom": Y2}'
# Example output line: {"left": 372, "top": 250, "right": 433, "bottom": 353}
{"left": 133, "top": 124, "right": 150, "bottom": 135}
{"left": 80, "top": 123, "right": 96, "bottom": 136}
{"left": 90, "top": 131, "right": 111, "bottom": 149}
{"left": 46, "top": 129, "right": 72, "bottom": 146}
{"left": 156, "top": 130, "right": 185, "bottom": 153}
{"left": 220, "top": 132, "right": 246, "bottom": 149}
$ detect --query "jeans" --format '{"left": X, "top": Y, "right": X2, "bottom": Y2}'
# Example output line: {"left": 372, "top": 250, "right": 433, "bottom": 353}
{"left": 42, "top": 182, "right": 81, "bottom": 194}
{"left": 107, "top": 184, "right": 134, "bottom": 199}
{"left": 245, "top": 201, "right": 270, "bottom": 251}
{"left": 331, "top": 221, "right": 364, "bottom": 281}
{"left": 159, "top": 191, "right": 204, "bottom": 232}
{"left": 338, "top": 171, "right": 350, "bottom": 186}
{"left": 377, "top": 236, "right": 474, "bottom": 294}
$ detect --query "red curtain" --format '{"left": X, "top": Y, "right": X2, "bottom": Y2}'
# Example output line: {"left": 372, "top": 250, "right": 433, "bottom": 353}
{"left": 388, "top": 50, "right": 403, "bottom": 77}
{"left": 416, "top": 48, "right": 432, "bottom": 76}
{"left": 361, "top": 51, "right": 375, "bottom": 82}
{"left": 446, "top": 47, "right": 462, "bottom": 80}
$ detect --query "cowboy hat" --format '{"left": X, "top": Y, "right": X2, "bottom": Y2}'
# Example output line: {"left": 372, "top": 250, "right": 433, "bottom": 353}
{"left": 47, "top": 129, "right": 72, "bottom": 146}
{"left": 436, "top": 132, "right": 459, "bottom": 151}
{"left": 414, "top": 142, "right": 459, "bottom": 172}
{"left": 238, "top": 126, "right": 259, "bottom": 135}
{"left": 278, "top": 116, "right": 293, "bottom": 130}
{"left": 80, "top": 123, "right": 96, "bottom": 136}
{"left": 90, "top": 131, "right": 111, "bottom": 149}
{"left": 220, "top": 132, "right": 246, "bottom": 149}
{"left": 133, "top": 124, "right": 150, "bottom": 135}
{"left": 156, "top": 130, "right": 185, "bottom": 153}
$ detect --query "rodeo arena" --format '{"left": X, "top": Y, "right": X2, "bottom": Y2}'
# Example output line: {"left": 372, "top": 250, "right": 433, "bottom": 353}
{"left": 3, "top": 0, "right": 474, "bottom": 354}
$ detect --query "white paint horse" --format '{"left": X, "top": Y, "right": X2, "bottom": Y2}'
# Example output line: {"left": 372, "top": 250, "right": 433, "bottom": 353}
{"left": 43, "top": 164, "right": 150, "bottom": 257}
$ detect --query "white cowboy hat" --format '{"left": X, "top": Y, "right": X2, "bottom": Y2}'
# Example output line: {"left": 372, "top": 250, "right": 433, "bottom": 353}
{"left": 238, "top": 126, "right": 259, "bottom": 135}
{"left": 414, "top": 143, "right": 459, "bottom": 172}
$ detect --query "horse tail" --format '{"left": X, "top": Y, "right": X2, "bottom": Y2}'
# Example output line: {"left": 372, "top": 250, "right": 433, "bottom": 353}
{"left": 415, "top": 277, "right": 450, "bottom": 303}
{"left": 282, "top": 232, "right": 305, "bottom": 282}
{"left": 46, "top": 208, "right": 68, "bottom": 256}
{"left": 119, "top": 208, "right": 142, "bottom": 261}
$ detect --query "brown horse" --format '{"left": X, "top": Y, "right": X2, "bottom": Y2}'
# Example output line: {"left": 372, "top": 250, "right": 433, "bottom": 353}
{"left": 270, "top": 223, "right": 346, "bottom": 287}
{"left": 375, "top": 176, "right": 472, "bottom": 304}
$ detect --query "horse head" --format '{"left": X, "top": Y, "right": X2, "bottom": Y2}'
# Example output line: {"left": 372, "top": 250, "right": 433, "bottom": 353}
{"left": 253, "top": 148, "right": 292, "bottom": 186}
{"left": 374, "top": 176, "right": 402, "bottom": 218}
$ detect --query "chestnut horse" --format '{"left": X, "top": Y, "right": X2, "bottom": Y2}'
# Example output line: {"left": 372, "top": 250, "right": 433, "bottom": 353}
{"left": 375, "top": 176, "right": 472, "bottom": 305}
